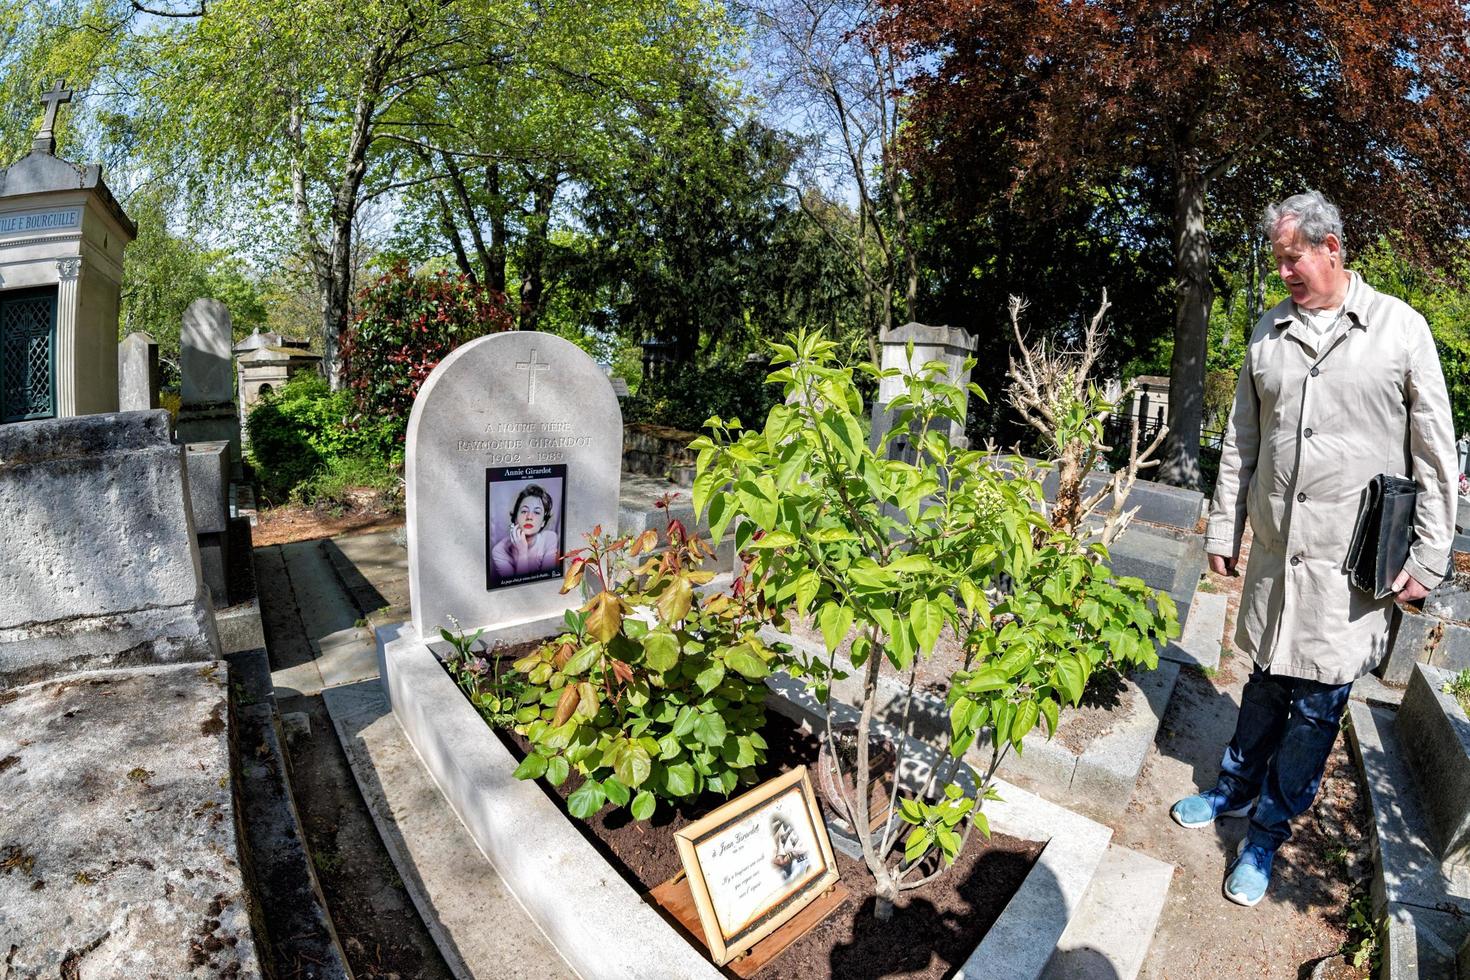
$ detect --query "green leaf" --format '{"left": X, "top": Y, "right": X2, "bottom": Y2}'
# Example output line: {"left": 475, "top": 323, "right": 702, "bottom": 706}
{"left": 911, "top": 596, "right": 944, "bottom": 654}
{"left": 818, "top": 602, "right": 854, "bottom": 654}
{"left": 887, "top": 554, "right": 935, "bottom": 574}
{"left": 564, "top": 643, "right": 601, "bottom": 676}
{"left": 567, "top": 780, "right": 606, "bottom": 819}
{"left": 724, "top": 646, "right": 769, "bottom": 680}
{"left": 1040, "top": 699, "right": 1059, "bottom": 738}
{"left": 695, "top": 662, "right": 726, "bottom": 694}
{"left": 665, "top": 761, "right": 696, "bottom": 796}
{"left": 614, "top": 744, "right": 653, "bottom": 788}
{"left": 1011, "top": 701, "right": 1040, "bottom": 744}
{"left": 904, "top": 827, "right": 931, "bottom": 863}
{"left": 546, "top": 756, "right": 570, "bottom": 786}
{"left": 1055, "top": 656, "right": 1087, "bottom": 706}
{"left": 693, "top": 711, "right": 727, "bottom": 747}
{"left": 643, "top": 629, "right": 680, "bottom": 672}
{"left": 602, "top": 776, "right": 631, "bottom": 807}
{"left": 793, "top": 570, "right": 820, "bottom": 616}
{"left": 513, "top": 753, "right": 548, "bottom": 780}
{"left": 631, "top": 790, "right": 656, "bottom": 820}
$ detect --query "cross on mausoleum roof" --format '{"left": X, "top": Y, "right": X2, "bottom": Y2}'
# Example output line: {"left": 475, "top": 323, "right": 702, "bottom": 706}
{"left": 33, "top": 80, "right": 73, "bottom": 156}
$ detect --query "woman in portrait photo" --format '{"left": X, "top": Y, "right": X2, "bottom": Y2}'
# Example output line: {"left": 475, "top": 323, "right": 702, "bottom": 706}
{"left": 491, "top": 483, "right": 560, "bottom": 578}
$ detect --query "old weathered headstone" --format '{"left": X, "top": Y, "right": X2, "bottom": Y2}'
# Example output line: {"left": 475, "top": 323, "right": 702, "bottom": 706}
{"left": 406, "top": 332, "right": 623, "bottom": 637}
{"left": 118, "top": 330, "right": 159, "bottom": 410}
{"left": 175, "top": 298, "right": 241, "bottom": 463}
{"left": 0, "top": 409, "right": 219, "bottom": 688}
{"left": 186, "top": 439, "right": 232, "bottom": 606}
{"left": 870, "top": 322, "right": 976, "bottom": 460}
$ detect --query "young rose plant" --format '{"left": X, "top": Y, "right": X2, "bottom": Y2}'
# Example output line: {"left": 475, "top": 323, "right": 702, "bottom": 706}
{"left": 691, "top": 331, "right": 1179, "bottom": 920}
{"left": 506, "top": 501, "right": 776, "bottom": 820}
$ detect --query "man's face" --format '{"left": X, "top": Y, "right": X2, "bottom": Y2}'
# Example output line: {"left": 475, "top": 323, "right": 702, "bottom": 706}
{"left": 1271, "top": 217, "right": 1344, "bottom": 310}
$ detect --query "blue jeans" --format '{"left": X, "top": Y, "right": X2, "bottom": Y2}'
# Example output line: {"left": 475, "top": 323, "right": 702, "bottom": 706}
{"left": 1214, "top": 662, "right": 1353, "bottom": 853}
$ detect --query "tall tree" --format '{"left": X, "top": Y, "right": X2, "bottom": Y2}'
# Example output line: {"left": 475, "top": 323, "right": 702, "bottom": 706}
{"left": 883, "top": 0, "right": 1470, "bottom": 486}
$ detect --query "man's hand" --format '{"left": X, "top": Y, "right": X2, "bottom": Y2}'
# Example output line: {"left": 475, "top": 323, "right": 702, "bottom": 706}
{"left": 1393, "top": 567, "right": 1431, "bottom": 603}
{"left": 1208, "top": 553, "right": 1239, "bottom": 577}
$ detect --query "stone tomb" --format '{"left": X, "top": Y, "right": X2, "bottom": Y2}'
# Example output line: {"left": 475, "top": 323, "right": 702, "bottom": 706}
{"left": 0, "top": 108, "right": 135, "bottom": 423}
{"left": 406, "top": 332, "right": 622, "bottom": 637}
{"left": 175, "top": 298, "right": 242, "bottom": 466}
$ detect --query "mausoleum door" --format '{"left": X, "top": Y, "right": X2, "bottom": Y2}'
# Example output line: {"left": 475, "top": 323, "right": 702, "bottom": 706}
{"left": 0, "top": 286, "right": 57, "bottom": 423}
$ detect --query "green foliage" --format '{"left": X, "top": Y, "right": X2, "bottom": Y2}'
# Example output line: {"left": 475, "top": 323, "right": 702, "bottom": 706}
{"left": 693, "top": 331, "right": 1178, "bottom": 897}
{"left": 1340, "top": 892, "right": 1382, "bottom": 972}
{"left": 339, "top": 262, "right": 513, "bottom": 453}
{"left": 1443, "top": 667, "right": 1470, "bottom": 716}
{"left": 622, "top": 355, "right": 783, "bottom": 434}
{"left": 504, "top": 508, "right": 772, "bottom": 819}
{"left": 444, "top": 627, "right": 533, "bottom": 729}
{"left": 246, "top": 371, "right": 396, "bottom": 506}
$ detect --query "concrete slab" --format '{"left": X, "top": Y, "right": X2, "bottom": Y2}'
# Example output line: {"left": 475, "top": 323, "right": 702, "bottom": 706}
{"left": 378, "top": 625, "right": 723, "bottom": 979}
{"left": 1345, "top": 701, "right": 1470, "bottom": 919}
{"left": 314, "top": 626, "right": 379, "bottom": 691}
{"left": 323, "top": 679, "right": 572, "bottom": 980}
{"left": 1397, "top": 663, "right": 1470, "bottom": 869}
{"left": 1042, "top": 844, "right": 1174, "bottom": 980}
{"left": 227, "top": 648, "right": 349, "bottom": 979}
{"left": 1352, "top": 671, "right": 1406, "bottom": 708}
{"left": 1159, "top": 591, "right": 1227, "bottom": 671}
{"left": 1431, "top": 621, "right": 1470, "bottom": 674}
{"left": 1380, "top": 607, "right": 1436, "bottom": 688}
{"left": 217, "top": 597, "right": 266, "bottom": 654}
{"left": 1383, "top": 901, "right": 1464, "bottom": 980}
{"left": 0, "top": 662, "right": 260, "bottom": 977}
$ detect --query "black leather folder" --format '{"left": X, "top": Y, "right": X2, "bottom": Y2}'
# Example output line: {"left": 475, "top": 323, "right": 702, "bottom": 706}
{"left": 1346, "top": 474, "right": 1420, "bottom": 599}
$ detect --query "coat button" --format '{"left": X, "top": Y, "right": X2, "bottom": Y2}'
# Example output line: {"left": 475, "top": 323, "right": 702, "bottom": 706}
{"left": 1310, "top": 367, "right": 1320, "bottom": 377}
{"left": 1291, "top": 556, "right": 1302, "bottom": 566}
{"left": 1297, "top": 492, "right": 1307, "bottom": 502}
{"left": 1304, "top": 427, "right": 1313, "bottom": 437}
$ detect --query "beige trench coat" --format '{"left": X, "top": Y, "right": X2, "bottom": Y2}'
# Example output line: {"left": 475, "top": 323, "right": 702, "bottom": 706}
{"left": 1206, "top": 272, "right": 1457, "bottom": 685}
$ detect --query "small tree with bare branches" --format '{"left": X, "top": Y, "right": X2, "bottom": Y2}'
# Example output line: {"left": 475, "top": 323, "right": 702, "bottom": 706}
{"left": 1006, "top": 290, "right": 1168, "bottom": 548}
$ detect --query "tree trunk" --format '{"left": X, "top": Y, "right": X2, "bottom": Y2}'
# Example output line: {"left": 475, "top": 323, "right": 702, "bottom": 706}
{"left": 517, "top": 169, "right": 558, "bottom": 331}
{"left": 485, "top": 164, "right": 508, "bottom": 294}
{"left": 1158, "top": 163, "right": 1212, "bottom": 488}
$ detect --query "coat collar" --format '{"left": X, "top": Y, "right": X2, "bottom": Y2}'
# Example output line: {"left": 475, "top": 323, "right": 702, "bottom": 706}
{"left": 1272, "top": 271, "right": 1373, "bottom": 333}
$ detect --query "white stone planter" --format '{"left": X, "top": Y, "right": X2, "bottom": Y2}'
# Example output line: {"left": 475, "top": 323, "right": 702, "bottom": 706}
{"left": 379, "top": 621, "right": 1113, "bottom": 980}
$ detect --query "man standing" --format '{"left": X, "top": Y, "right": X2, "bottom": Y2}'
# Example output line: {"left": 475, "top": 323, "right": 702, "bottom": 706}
{"left": 1170, "top": 191, "right": 1457, "bottom": 906}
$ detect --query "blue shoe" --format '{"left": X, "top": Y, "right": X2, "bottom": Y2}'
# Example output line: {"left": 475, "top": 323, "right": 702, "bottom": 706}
{"left": 1224, "top": 840, "right": 1274, "bottom": 907}
{"left": 1170, "top": 790, "right": 1253, "bottom": 828}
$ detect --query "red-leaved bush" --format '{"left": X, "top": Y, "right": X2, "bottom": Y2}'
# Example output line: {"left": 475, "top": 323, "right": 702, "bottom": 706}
{"left": 339, "top": 262, "right": 513, "bottom": 453}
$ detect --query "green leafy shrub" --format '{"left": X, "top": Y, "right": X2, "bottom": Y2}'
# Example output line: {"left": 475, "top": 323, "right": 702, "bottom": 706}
{"left": 246, "top": 371, "right": 395, "bottom": 506}
{"left": 339, "top": 262, "right": 513, "bottom": 453}
{"left": 500, "top": 505, "right": 773, "bottom": 820}
{"left": 693, "top": 331, "right": 1178, "bottom": 918}
{"left": 622, "top": 354, "right": 782, "bottom": 434}
{"left": 1444, "top": 667, "right": 1470, "bottom": 715}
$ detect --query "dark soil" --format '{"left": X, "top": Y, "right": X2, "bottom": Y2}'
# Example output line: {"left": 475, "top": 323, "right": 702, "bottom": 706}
{"left": 498, "top": 711, "right": 1042, "bottom": 980}
{"left": 253, "top": 504, "right": 403, "bottom": 547}
{"left": 1055, "top": 667, "right": 1136, "bottom": 754}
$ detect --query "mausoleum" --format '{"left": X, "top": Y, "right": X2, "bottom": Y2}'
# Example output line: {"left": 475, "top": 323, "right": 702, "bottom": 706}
{"left": 0, "top": 82, "right": 134, "bottom": 423}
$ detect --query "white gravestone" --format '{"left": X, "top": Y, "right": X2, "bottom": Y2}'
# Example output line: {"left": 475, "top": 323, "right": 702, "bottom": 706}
{"left": 117, "top": 330, "right": 159, "bottom": 411}
{"left": 406, "top": 332, "right": 623, "bottom": 637}
{"left": 180, "top": 298, "right": 234, "bottom": 405}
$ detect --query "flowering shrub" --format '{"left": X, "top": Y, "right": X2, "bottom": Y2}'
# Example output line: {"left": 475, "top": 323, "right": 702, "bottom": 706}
{"left": 502, "top": 499, "right": 774, "bottom": 820}
{"left": 339, "top": 263, "right": 513, "bottom": 452}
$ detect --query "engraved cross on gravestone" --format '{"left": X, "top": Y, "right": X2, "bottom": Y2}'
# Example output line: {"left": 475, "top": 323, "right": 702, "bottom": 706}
{"left": 33, "top": 80, "right": 73, "bottom": 155}
{"left": 516, "top": 348, "right": 551, "bottom": 404}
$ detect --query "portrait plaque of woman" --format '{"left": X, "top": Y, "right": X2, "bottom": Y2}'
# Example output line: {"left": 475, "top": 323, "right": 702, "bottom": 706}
{"left": 485, "top": 464, "right": 567, "bottom": 590}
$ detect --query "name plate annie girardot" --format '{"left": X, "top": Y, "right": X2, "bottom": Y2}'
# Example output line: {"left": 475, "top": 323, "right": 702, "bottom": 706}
{"left": 675, "top": 766, "right": 840, "bottom": 966}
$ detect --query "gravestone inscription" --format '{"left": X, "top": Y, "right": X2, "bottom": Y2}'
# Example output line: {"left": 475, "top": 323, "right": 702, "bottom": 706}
{"left": 406, "top": 332, "right": 623, "bottom": 637}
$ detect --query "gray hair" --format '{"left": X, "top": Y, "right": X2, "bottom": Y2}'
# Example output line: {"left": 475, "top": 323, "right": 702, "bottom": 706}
{"left": 1260, "top": 191, "right": 1345, "bottom": 256}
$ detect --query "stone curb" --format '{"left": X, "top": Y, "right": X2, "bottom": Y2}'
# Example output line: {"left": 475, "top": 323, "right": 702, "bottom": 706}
{"left": 1397, "top": 663, "right": 1470, "bottom": 870}
{"left": 758, "top": 626, "right": 1178, "bottom": 820}
{"left": 323, "top": 678, "right": 572, "bottom": 980}
{"left": 378, "top": 622, "right": 721, "bottom": 979}
{"left": 1345, "top": 701, "right": 1470, "bottom": 978}
{"left": 1159, "top": 590, "right": 1226, "bottom": 671}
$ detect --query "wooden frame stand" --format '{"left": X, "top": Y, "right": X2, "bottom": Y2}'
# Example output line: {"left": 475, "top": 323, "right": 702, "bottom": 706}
{"left": 648, "top": 873, "right": 850, "bottom": 977}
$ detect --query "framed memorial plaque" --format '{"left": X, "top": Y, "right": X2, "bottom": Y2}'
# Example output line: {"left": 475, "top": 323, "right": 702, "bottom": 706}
{"left": 485, "top": 464, "right": 567, "bottom": 590}
{"left": 674, "top": 766, "right": 840, "bottom": 966}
